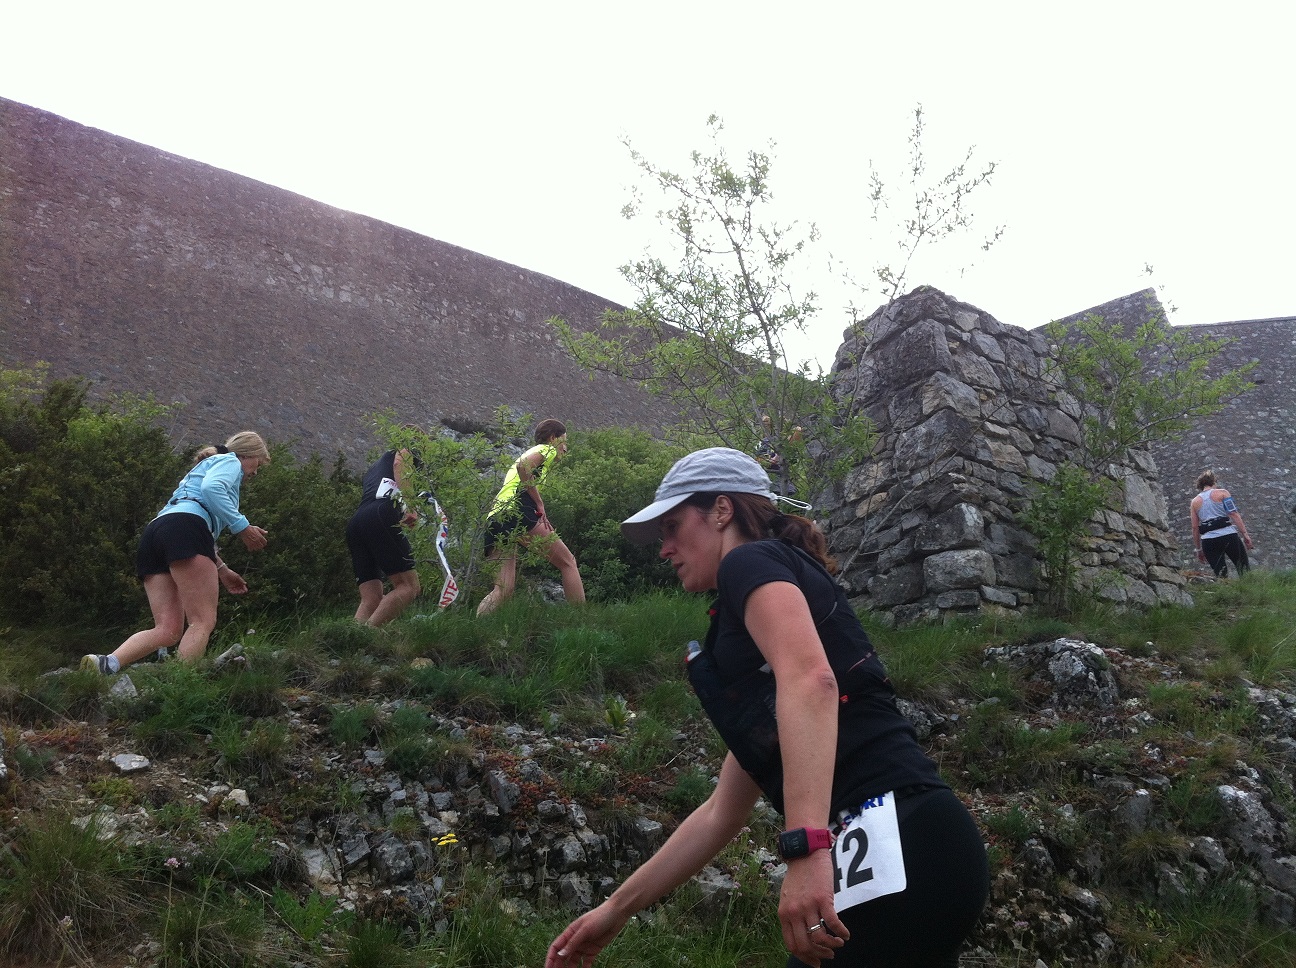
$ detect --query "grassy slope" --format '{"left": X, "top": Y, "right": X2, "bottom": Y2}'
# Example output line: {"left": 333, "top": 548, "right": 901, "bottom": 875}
{"left": 1, "top": 574, "right": 1294, "bottom": 967}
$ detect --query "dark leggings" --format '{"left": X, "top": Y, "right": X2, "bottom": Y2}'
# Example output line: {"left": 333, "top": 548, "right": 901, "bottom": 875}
{"left": 787, "top": 788, "right": 988, "bottom": 968}
{"left": 1202, "top": 532, "right": 1249, "bottom": 578}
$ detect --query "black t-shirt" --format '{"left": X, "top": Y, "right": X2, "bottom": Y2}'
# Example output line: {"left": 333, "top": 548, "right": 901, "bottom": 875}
{"left": 691, "top": 539, "right": 945, "bottom": 815}
{"left": 356, "top": 449, "right": 426, "bottom": 528}
{"left": 359, "top": 450, "right": 400, "bottom": 505}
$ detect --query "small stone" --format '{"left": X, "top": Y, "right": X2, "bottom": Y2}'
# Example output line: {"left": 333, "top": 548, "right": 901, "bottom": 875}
{"left": 112, "top": 753, "right": 150, "bottom": 773}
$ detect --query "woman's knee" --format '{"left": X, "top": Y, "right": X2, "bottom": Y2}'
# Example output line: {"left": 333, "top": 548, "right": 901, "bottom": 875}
{"left": 548, "top": 541, "right": 578, "bottom": 570}
{"left": 392, "top": 571, "right": 421, "bottom": 597}
{"left": 156, "top": 618, "right": 185, "bottom": 643}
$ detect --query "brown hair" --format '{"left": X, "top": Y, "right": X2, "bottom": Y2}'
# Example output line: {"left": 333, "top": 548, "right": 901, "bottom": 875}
{"left": 1196, "top": 470, "right": 1216, "bottom": 490}
{"left": 534, "top": 419, "right": 567, "bottom": 445}
{"left": 684, "top": 492, "right": 838, "bottom": 574}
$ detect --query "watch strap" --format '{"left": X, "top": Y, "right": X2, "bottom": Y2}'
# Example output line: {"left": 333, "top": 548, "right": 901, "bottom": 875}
{"left": 778, "top": 826, "right": 834, "bottom": 859}
{"left": 805, "top": 827, "right": 833, "bottom": 852}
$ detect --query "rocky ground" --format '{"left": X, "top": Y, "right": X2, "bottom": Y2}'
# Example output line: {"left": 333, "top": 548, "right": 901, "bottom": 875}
{"left": 3, "top": 634, "right": 1295, "bottom": 967}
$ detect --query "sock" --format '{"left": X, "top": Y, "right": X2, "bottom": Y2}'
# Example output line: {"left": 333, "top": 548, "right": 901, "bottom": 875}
{"left": 106, "top": 655, "right": 121, "bottom": 673}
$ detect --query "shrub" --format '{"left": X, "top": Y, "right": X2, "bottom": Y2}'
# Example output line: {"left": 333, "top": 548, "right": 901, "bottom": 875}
{"left": 213, "top": 718, "right": 293, "bottom": 785}
{"left": 220, "top": 445, "right": 358, "bottom": 619}
{"left": 271, "top": 887, "right": 345, "bottom": 944}
{"left": 313, "top": 618, "right": 378, "bottom": 658}
{"left": 0, "top": 369, "right": 184, "bottom": 626}
{"left": 220, "top": 667, "right": 287, "bottom": 718}
{"left": 666, "top": 765, "right": 714, "bottom": 813}
{"left": 613, "top": 714, "right": 678, "bottom": 773}
{"left": 87, "top": 775, "right": 138, "bottom": 808}
{"left": 981, "top": 804, "right": 1038, "bottom": 845}
{"left": 376, "top": 410, "right": 531, "bottom": 606}
{"left": 15, "top": 667, "right": 109, "bottom": 724}
{"left": 0, "top": 365, "right": 363, "bottom": 629}
{"left": 543, "top": 427, "right": 687, "bottom": 601}
{"left": 130, "top": 663, "right": 235, "bottom": 756}
{"left": 193, "top": 820, "right": 278, "bottom": 884}
{"left": 330, "top": 703, "right": 381, "bottom": 748}
{"left": 345, "top": 918, "right": 414, "bottom": 968}
{"left": 380, "top": 705, "right": 474, "bottom": 781}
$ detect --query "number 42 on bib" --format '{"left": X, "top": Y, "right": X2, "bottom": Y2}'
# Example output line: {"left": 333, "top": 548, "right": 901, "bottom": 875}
{"left": 831, "top": 792, "right": 908, "bottom": 912}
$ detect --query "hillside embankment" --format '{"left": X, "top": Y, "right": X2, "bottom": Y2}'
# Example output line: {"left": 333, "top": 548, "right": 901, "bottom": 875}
{"left": 2, "top": 585, "right": 1294, "bottom": 966}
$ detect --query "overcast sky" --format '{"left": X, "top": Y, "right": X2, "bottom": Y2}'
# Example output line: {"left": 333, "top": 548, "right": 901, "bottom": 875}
{"left": 4, "top": 2, "right": 1292, "bottom": 368}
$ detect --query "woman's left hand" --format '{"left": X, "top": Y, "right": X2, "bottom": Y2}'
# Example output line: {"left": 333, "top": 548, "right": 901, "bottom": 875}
{"left": 239, "top": 525, "right": 269, "bottom": 551}
{"left": 546, "top": 902, "right": 629, "bottom": 968}
{"left": 219, "top": 568, "right": 249, "bottom": 595}
{"left": 779, "top": 852, "right": 848, "bottom": 966}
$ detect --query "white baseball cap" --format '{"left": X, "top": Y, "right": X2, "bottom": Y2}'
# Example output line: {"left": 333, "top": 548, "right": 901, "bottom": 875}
{"left": 621, "top": 447, "right": 775, "bottom": 544}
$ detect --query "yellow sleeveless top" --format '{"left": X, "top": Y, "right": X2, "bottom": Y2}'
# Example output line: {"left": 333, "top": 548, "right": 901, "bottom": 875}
{"left": 488, "top": 444, "right": 557, "bottom": 518}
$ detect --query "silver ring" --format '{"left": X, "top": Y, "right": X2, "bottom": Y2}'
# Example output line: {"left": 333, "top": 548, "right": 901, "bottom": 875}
{"left": 806, "top": 918, "right": 827, "bottom": 935}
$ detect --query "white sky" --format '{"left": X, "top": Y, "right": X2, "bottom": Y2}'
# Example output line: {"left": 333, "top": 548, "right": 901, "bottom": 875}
{"left": 4, "top": 1, "right": 1292, "bottom": 368}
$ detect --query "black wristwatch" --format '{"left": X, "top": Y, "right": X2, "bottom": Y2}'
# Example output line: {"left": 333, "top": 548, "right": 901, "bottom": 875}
{"left": 777, "top": 827, "right": 834, "bottom": 859}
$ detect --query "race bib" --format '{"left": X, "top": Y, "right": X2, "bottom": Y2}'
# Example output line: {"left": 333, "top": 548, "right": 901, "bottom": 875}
{"left": 831, "top": 791, "right": 906, "bottom": 912}
{"left": 375, "top": 477, "right": 400, "bottom": 500}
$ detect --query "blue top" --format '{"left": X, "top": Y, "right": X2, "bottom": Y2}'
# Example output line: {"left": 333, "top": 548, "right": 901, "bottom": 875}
{"left": 1196, "top": 488, "right": 1238, "bottom": 537}
{"left": 156, "top": 453, "right": 250, "bottom": 538}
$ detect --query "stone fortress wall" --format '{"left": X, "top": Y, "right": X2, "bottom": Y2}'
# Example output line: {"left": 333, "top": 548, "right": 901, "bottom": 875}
{"left": 0, "top": 97, "right": 664, "bottom": 466}
{"left": 1056, "top": 290, "right": 1296, "bottom": 573}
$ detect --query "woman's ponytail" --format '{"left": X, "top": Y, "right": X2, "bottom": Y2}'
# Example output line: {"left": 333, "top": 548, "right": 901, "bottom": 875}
{"left": 768, "top": 509, "right": 838, "bottom": 574}
{"left": 689, "top": 492, "right": 838, "bottom": 574}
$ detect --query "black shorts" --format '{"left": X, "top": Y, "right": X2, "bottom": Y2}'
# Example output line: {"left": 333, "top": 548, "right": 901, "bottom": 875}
{"left": 787, "top": 787, "right": 988, "bottom": 968}
{"left": 136, "top": 513, "right": 217, "bottom": 578}
{"left": 484, "top": 491, "right": 542, "bottom": 555}
{"left": 346, "top": 501, "right": 416, "bottom": 584}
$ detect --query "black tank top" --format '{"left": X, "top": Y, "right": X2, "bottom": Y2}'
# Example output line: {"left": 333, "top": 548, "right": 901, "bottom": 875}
{"left": 687, "top": 540, "right": 946, "bottom": 815}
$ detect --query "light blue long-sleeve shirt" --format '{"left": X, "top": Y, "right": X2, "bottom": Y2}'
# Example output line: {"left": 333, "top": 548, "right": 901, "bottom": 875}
{"left": 155, "top": 453, "right": 250, "bottom": 538}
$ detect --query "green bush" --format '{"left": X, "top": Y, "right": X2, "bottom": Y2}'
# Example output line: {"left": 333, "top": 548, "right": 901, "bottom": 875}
{"left": 543, "top": 427, "right": 687, "bottom": 601}
{"left": 0, "top": 369, "right": 185, "bottom": 626}
{"left": 271, "top": 887, "right": 345, "bottom": 944}
{"left": 378, "top": 410, "right": 529, "bottom": 606}
{"left": 665, "top": 765, "right": 713, "bottom": 813}
{"left": 194, "top": 821, "right": 279, "bottom": 883}
{"left": 213, "top": 718, "right": 293, "bottom": 785}
{"left": 220, "top": 445, "right": 358, "bottom": 619}
{"left": 379, "top": 706, "right": 474, "bottom": 783}
{"left": 130, "top": 663, "right": 238, "bottom": 756}
{"left": 330, "top": 703, "right": 381, "bottom": 748}
{"left": 313, "top": 618, "right": 379, "bottom": 658}
{"left": 345, "top": 919, "right": 414, "bottom": 968}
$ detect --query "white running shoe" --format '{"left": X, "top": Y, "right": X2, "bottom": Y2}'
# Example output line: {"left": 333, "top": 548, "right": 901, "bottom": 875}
{"left": 80, "top": 654, "right": 115, "bottom": 675}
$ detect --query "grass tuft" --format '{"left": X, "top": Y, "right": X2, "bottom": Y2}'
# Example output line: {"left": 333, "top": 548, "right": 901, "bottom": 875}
{"left": 0, "top": 811, "right": 145, "bottom": 963}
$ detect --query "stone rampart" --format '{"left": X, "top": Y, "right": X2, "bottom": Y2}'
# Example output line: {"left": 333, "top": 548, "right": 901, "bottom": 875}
{"left": 0, "top": 97, "right": 664, "bottom": 465}
{"left": 822, "top": 287, "right": 1192, "bottom": 624}
{"left": 1057, "top": 291, "right": 1296, "bottom": 572}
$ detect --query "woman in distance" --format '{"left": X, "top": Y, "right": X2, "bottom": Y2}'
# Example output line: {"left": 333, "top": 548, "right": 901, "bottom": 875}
{"left": 1190, "top": 469, "right": 1255, "bottom": 578}
{"left": 547, "top": 447, "right": 987, "bottom": 968}
{"left": 81, "top": 431, "right": 271, "bottom": 673}
{"left": 347, "top": 440, "right": 424, "bottom": 626}
{"left": 476, "top": 418, "right": 584, "bottom": 616}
